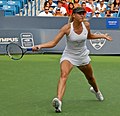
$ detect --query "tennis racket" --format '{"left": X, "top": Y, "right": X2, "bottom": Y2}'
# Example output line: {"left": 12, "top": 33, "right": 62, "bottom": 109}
{"left": 6, "top": 42, "right": 33, "bottom": 60}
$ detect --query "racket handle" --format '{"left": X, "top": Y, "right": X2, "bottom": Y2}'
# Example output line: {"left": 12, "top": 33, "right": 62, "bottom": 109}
{"left": 27, "top": 48, "right": 32, "bottom": 51}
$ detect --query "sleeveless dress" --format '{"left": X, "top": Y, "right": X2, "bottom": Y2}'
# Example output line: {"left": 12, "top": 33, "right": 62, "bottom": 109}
{"left": 60, "top": 22, "right": 91, "bottom": 66}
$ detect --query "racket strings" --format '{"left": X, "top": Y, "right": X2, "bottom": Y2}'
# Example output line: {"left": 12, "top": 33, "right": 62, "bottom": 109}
{"left": 7, "top": 43, "right": 23, "bottom": 60}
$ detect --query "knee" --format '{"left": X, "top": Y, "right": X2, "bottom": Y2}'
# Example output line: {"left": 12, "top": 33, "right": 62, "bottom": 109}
{"left": 60, "top": 72, "right": 69, "bottom": 81}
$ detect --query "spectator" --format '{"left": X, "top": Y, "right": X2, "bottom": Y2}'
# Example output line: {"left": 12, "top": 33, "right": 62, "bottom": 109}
{"left": 66, "top": 0, "right": 72, "bottom": 2}
{"left": 48, "top": 0, "right": 57, "bottom": 9}
{"left": 62, "top": 0, "right": 68, "bottom": 11}
{"left": 53, "top": 0, "right": 67, "bottom": 16}
{"left": 93, "top": 10, "right": 102, "bottom": 17}
{"left": 41, "top": 1, "right": 51, "bottom": 11}
{"left": 38, "top": 6, "right": 53, "bottom": 16}
{"left": 73, "top": 0, "right": 81, "bottom": 8}
{"left": 105, "top": 8, "right": 113, "bottom": 17}
{"left": 96, "top": 0, "right": 107, "bottom": 13}
{"left": 53, "top": 7, "right": 64, "bottom": 16}
{"left": 81, "top": 1, "right": 93, "bottom": 12}
{"left": 66, "top": 2, "right": 74, "bottom": 16}
{"left": 107, "top": 0, "right": 114, "bottom": 7}
{"left": 111, "top": 0, "right": 120, "bottom": 13}
{"left": 86, "top": 0, "right": 96, "bottom": 13}
{"left": 81, "top": 1, "right": 93, "bottom": 16}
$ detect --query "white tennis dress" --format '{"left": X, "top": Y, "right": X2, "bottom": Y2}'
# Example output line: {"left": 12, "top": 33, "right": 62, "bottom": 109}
{"left": 60, "top": 22, "right": 91, "bottom": 66}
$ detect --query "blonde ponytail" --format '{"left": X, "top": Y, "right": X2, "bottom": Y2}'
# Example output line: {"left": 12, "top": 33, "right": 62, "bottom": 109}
{"left": 68, "top": 15, "right": 74, "bottom": 23}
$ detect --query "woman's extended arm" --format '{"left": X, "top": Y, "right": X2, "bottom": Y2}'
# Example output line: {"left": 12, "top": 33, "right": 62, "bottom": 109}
{"left": 85, "top": 22, "right": 112, "bottom": 41}
{"left": 32, "top": 24, "right": 69, "bottom": 51}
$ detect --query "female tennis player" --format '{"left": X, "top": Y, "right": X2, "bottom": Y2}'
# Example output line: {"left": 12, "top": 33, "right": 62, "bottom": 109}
{"left": 32, "top": 7, "right": 112, "bottom": 113}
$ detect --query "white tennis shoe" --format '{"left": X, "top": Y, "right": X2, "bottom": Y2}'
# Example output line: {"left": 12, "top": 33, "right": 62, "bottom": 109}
{"left": 52, "top": 98, "right": 62, "bottom": 113}
{"left": 90, "top": 87, "right": 104, "bottom": 101}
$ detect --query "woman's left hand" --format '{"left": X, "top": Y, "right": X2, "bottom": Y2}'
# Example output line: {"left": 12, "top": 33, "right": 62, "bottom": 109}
{"left": 104, "top": 33, "right": 112, "bottom": 41}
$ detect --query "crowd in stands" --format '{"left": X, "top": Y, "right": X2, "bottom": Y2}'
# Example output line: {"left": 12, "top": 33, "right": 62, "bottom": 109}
{"left": 0, "top": 0, "right": 119, "bottom": 17}
{"left": 38, "top": 0, "right": 120, "bottom": 18}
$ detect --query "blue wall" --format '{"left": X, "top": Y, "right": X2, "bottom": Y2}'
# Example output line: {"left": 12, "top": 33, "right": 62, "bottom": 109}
{"left": 0, "top": 16, "right": 120, "bottom": 54}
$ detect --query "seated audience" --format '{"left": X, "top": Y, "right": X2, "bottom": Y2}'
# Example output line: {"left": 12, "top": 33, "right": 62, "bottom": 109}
{"left": 53, "top": 0, "right": 67, "bottom": 16}
{"left": 81, "top": 1, "right": 93, "bottom": 14}
{"left": 96, "top": 0, "right": 107, "bottom": 13}
{"left": 38, "top": 6, "right": 53, "bottom": 16}
{"left": 48, "top": 0, "right": 57, "bottom": 9}
{"left": 62, "top": 0, "right": 68, "bottom": 11}
{"left": 73, "top": 0, "right": 81, "bottom": 8}
{"left": 86, "top": 0, "right": 96, "bottom": 12}
{"left": 66, "top": 2, "right": 74, "bottom": 16}
{"left": 105, "top": 8, "right": 113, "bottom": 17}
{"left": 53, "top": 7, "right": 64, "bottom": 16}
{"left": 111, "top": 0, "right": 120, "bottom": 13}
{"left": 107, "top": 0, "right": 114, "bottom": 7}
{"left": 93, "top": 10, "right": 102, "bottom": 17}
{"left": 41, "top": 1, "right": 53, "bottom": 12}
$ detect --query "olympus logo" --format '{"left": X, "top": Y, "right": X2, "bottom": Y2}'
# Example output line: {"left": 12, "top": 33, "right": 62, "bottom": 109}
{"left": 90, "top": 32, "right": 106, "bottom": 50}
{"left": 0, "top": 38, "right": 19, "bottom": 44}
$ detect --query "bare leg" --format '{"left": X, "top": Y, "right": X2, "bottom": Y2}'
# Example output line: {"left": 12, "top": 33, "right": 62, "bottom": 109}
{"left": 77, "top": 63, "right": 99, "bottom": 92}
{"left": 57, "top": 60, "right": 73, "bottom": 101}
{"left": 52, "top": 60, "right": 73, "bottom": 113}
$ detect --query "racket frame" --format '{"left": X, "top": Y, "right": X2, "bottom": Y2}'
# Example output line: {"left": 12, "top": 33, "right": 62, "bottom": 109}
{"left": 6, "top": 43, "right": 32, "bottom": 60}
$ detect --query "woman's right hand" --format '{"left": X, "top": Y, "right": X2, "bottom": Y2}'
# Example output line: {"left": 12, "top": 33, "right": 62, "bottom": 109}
{"left": 32, "top": 45, "right": 41, "bottom": 51}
